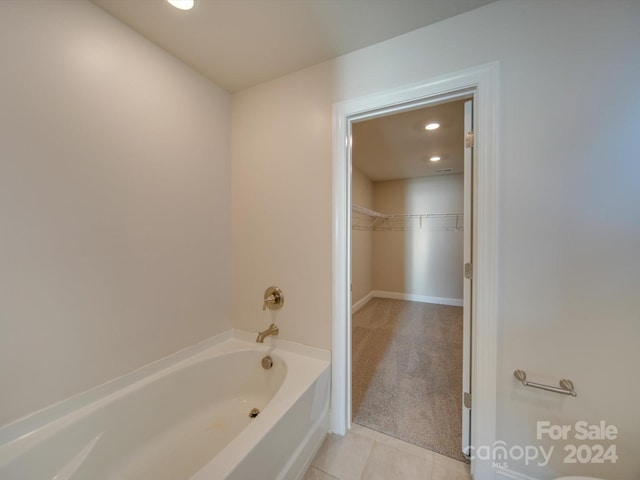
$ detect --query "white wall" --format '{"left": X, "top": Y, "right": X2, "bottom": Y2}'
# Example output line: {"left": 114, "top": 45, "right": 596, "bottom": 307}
{"left": 372, "top": 175, "right": 463, "bottom": 301}
{"left": 0, "top": 0, "right": 231, "bottom": 427}
{"left": 351, "top": 167, "right": 374, "bottom": 305}
{"left": 231, "top": 1, "right": 640, "bottom": 478}
{"left": 231, "top": 63, "right": 334, "bottom": 349}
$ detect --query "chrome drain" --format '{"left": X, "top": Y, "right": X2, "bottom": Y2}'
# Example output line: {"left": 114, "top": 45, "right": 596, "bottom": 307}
{"left": 248, "top": 408, "right": 260, "bottom": 418}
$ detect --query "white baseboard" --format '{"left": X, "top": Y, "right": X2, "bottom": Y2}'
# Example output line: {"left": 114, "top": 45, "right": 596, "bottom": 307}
{"left": 351, "top": 291, "right": 375, "bottom": 313}
{"left": 372, "top": 290, "right": 463, "bottom": 307}
{"left": 495, "top": 468, "right": 540, "bottom": 480}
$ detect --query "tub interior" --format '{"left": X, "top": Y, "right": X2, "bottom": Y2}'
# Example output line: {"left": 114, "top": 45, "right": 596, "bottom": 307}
{"left": 1, "top": 348, "right": 288, "bottom": 480}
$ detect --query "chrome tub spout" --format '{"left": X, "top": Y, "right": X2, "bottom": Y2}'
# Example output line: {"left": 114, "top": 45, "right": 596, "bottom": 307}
{"left": 256, "top": 323, "right": 279, "bottom": 343}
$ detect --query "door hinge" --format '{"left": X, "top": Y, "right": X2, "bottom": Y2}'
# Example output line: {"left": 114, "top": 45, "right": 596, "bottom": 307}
{"left": 464, "top": 392, "right": 471, "bottom": 409}
{"left": 465, "top": 130, "right": 474, "bottom": 148}
{"left": 464, "top": 262, "right": 473, "bottom": 279}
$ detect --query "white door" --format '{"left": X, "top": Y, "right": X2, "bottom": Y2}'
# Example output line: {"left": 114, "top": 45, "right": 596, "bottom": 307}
{"left": 461, "top": 99, "right": 473, "bottom": 456}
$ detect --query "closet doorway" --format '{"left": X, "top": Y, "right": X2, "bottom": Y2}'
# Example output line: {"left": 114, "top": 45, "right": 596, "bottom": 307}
{"left": 350, "top": 97, "right": 473, "bottom": 462}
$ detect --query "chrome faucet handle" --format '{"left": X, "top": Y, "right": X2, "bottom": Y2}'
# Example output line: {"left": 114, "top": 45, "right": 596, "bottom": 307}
{"left": 262, "top": 294, "right": 276, "bottom": 311}
{"left": 263, "top": 286, "right": 284, "bottom": 311}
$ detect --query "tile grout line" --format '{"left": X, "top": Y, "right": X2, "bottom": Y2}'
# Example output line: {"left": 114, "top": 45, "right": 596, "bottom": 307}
{"left": 314, "top": 465, "right": 339, "bottom": 480}
{"left": 430, "top": 452, "right": 436, "bottom": 479}
{"left": 357, "top": 433, "right": 377, "bottom": 480}
{"left": 315, "top": 466, "right": 337, "bottom": 480}
{"left": 354, "top": 422, "right": 471, "bottom": 479}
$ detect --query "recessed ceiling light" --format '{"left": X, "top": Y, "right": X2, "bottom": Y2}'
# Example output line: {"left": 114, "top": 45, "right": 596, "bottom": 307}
{"left": 425, "top": 123, "right": 440, "bottom": 130}
{"left": 430, "top": 156, "right": 441, "bottom": 162}
{"left": 167, "top": 0, "right": 194, "bottom": 10}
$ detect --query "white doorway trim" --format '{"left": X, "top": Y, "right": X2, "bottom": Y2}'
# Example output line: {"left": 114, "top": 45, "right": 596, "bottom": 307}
{"left": 331, "top": 62, "right": 499, "bottom": 478}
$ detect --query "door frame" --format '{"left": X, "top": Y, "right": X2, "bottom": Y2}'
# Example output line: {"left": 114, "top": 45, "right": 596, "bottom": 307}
{"left": 331, "top": 62, "right": 499, "bottom": 477}
{"left": 462, "top": 98, "right": 474, "bottom": 456}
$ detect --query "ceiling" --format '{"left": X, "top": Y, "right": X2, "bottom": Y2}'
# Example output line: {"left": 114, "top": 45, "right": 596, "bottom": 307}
{"left": 90, "top": 0, "right": 495, "bottom": 92}
{"left": 352, "top": 99, "right": 467, "bottom": 182}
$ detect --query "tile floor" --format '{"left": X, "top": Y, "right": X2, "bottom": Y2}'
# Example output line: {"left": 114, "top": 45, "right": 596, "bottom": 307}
{"left": 304, "top": 424, "right": 471, "bottom": 480}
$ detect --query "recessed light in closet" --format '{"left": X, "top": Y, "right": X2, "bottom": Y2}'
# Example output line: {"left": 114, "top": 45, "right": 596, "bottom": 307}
{"left": 425, "top": 123, "right": 440, "bottom": 130}
{"left": 167, "top": 0, "right": 194, "bottom": 10}
{"left": 429, "top": 156, "right": 441, "bottom": 162}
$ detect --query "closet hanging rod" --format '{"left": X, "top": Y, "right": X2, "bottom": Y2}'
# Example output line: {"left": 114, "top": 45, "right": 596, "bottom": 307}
{"left": 513, "top": 370, "right": 577, "bottom": 397}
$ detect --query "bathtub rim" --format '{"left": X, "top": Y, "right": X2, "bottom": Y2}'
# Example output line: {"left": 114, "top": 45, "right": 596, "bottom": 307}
{"left": 0, "top": 330, "right": 330, "bottom": 449}
{"left": 192, "top": 340, "right": 331, "bottom": 479}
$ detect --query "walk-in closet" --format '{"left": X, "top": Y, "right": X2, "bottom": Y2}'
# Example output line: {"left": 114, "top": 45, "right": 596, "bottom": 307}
{"left": 350, "top": 98, "right": 470, "bottom": 463}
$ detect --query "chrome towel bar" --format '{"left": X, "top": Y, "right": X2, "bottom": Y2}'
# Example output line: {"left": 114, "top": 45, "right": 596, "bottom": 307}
{"left": 514, "top": 369, "right": 577, "bottom": 397}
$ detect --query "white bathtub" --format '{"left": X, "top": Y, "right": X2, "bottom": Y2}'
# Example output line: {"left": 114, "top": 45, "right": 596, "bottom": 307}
{"left": 0, "top": 331, "right": 331, "bottom": 480}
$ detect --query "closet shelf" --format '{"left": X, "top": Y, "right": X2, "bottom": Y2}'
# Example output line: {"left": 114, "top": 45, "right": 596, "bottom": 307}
{"left": 352, "top": 204, "right": 463, "bottom": 232}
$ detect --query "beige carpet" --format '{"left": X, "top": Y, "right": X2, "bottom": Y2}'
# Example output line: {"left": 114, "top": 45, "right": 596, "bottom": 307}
{"left": 352, "top": 298, "right": 468, "bottom": 463}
